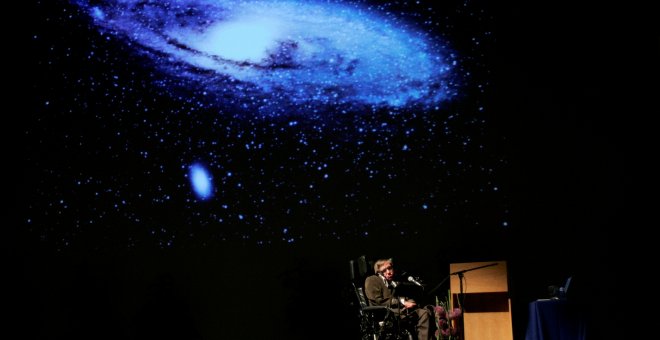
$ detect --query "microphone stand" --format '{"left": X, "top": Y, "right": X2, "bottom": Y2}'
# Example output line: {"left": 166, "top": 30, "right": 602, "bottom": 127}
{"left": 450, "top": 262, "right": 498, "bottom": 312}
{"left": 427, "top": 274, "right": 450, "bottom": 296}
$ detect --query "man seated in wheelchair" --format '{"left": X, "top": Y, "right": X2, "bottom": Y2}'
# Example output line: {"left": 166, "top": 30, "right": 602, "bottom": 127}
{"left": 365, "top": 258, "right": 435, "bottom": 340}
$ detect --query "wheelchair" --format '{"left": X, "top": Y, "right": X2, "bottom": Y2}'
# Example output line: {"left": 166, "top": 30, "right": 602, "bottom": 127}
{"left": 350, "top": 256, "right": 414, "bottom": 340}
{"left": 353, "top": 282, "right": 414, "bottom": 340}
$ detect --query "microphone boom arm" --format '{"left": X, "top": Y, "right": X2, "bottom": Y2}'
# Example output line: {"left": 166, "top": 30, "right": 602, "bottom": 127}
{"left": 450, "top": 262, "right": 498, "bottom": 276}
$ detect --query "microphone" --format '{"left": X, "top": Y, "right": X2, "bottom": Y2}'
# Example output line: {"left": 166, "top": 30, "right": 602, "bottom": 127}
{"left": 408, "top": 276, "right": 423, "bottom": 287}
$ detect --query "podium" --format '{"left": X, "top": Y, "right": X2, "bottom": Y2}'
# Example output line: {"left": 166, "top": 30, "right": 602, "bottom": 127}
{"left": 449, "top": 261, "right": 513, "bottom": 340}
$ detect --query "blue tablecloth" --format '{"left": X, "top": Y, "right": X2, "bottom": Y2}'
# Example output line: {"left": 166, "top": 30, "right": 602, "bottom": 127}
{"left": 524, "top": 299, "right": 588, "bottom": 340}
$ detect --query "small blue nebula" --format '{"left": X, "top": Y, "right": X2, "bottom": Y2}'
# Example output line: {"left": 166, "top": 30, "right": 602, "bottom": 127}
{"left": 90, "top": 6, "right": 105, "bottom": 20}
{"left": 189, "top": 163, "right": 213, "bottom": 200}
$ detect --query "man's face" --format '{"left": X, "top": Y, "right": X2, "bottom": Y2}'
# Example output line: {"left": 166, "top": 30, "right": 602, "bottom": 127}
{"left": 381, "top": 262, "right": 394, "bottom": 280}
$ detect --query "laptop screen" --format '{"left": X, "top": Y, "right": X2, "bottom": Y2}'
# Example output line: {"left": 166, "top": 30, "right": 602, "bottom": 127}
{"left": 559, "top": 276, "right": 572, "bottom": 298}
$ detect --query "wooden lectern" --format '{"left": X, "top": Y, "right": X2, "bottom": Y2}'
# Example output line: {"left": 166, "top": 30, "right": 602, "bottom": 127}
{"left": 449, "top": 261, "right": 513, "bottom": 340}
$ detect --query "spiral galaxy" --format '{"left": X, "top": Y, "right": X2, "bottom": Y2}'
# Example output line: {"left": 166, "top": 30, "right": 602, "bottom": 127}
{"left": 74, "top": 0, "right": 458, "bottom": 115}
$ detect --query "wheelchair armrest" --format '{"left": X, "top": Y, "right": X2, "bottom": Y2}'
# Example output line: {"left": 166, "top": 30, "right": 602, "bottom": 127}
{"left": 362, "top": 306, "right": 388, "bottom": 312}
{"left": 362, "top": 305, "right": 401, "bottom": 315}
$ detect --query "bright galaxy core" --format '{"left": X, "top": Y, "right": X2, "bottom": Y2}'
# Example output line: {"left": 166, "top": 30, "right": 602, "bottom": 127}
{"left": 75, "top": 0, "right": 457, "bottom": 114}
{"left": 25, "top": 0, "right": 503, "bottom": 250}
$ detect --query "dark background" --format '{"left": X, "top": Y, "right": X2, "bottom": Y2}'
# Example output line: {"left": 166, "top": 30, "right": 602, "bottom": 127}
{"left": 12, "top": 0, "right": 623, "bottom": 339}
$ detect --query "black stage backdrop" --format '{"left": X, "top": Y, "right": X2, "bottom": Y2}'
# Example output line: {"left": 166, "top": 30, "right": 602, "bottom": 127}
{"left": 13, "top": 0, "right": 623, "bottom": 339}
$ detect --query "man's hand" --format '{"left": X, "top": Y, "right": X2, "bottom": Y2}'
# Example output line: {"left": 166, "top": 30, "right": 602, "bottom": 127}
{"left": 402, "top": 300, "right": 416, "bottom": 309}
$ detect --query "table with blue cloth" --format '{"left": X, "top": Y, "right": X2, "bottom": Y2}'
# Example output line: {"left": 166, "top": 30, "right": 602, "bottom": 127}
{"left": 524, "top": 299, "right": 588, "bottom": 340}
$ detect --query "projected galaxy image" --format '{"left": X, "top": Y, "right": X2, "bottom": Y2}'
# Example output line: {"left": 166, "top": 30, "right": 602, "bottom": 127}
{"left": 77, "top": 0, "right": 458, "bottom": 113}
{"left": 24, "top": 0, "right": 503, "bottom": 250}
{"left": 18, "top": 1, "right": 622, "bottom": 338}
